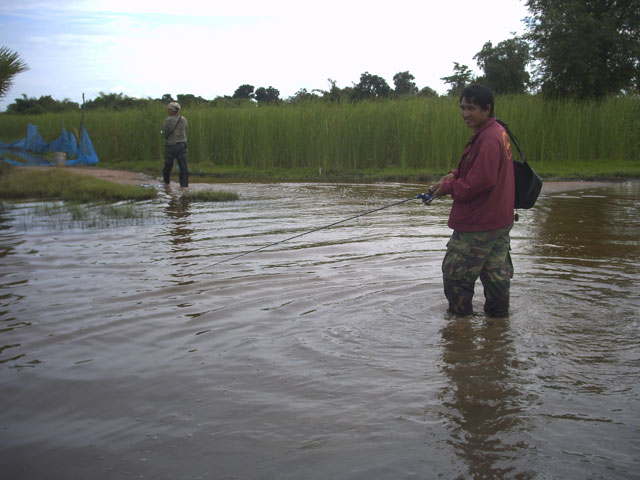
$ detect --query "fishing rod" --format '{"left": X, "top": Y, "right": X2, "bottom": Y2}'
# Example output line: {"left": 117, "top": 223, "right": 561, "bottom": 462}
{"left": 193, "top": 189, "right": 438, "bottom": 272}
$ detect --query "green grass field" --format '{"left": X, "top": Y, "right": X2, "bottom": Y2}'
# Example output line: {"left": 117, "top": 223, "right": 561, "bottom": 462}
{"left": 1, "top": 95, "right": 639, "bottom": 183}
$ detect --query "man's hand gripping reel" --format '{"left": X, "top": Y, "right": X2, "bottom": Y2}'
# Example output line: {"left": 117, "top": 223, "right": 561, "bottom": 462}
{"left": 416, "top": 187, "right": 438, "bottom": 206}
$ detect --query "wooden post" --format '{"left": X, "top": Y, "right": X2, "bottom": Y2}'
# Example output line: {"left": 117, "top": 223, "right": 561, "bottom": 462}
{"left": 79, "top": 93, "right": 85, "bottom": 154}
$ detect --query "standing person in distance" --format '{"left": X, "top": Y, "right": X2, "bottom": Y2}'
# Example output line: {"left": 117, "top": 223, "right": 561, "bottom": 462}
{"left": 161, "top": 101, "right": 189, "bottom": 189}
{"left": 431, "top": 84, "right": 515, "bottom": 318}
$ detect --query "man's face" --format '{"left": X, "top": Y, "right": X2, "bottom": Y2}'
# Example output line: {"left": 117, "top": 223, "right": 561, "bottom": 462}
{"left": 460, "top": 97, "right": 491, "bottom": 130}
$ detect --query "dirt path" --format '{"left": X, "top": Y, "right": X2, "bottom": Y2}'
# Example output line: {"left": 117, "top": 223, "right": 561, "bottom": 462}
{"left": 538, "top": 180, "right": 612, "bottom": 193}
{"left": 63, "top": 167, "right": 156, "bottom": 185}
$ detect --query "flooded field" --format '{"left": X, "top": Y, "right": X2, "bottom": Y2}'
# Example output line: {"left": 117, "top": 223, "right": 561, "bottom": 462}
{"left": 1, "top": 181, "right": 638, "bottom": 479}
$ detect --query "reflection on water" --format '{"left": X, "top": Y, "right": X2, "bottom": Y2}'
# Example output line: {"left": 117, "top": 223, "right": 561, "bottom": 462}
{"left": 530, "top": 189, "right": 638, "bottom": 261}
{"left": 166, "top": 195, "right": 194, "bottom": 250}
{"left": 0, "top": 181, "right": 638, "bottom": 479}
{"left": 440, "top": 316, "right": 533, "bottom": 479}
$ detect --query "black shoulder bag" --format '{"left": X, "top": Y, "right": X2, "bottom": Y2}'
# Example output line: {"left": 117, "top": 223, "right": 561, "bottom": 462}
{"left": 497, "top": 119, "right": 543, "bottom": 210}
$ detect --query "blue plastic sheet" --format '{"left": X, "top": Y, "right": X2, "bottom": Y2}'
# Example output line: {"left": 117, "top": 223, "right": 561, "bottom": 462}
{"left": 0, "top": 123, "right": 99, "bottom": 166}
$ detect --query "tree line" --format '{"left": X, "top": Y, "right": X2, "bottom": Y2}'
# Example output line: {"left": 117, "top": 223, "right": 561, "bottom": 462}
{"left": 2, "top": 70, "right": 440, "bottom": 115}
{"left": 1, "top": 0, "right": 638, "bottom": 114}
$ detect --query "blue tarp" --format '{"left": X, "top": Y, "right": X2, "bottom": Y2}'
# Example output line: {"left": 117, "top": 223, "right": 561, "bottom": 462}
{"left": 0, "top": 123, "right": 99, "bottom": 166}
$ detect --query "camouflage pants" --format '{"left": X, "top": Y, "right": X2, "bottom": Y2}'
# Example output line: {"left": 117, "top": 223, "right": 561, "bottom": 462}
{"left": 442, "top": 226, "right": 513, "bottom": 317}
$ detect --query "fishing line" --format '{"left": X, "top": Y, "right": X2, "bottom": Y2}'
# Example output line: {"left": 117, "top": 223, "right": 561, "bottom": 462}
{"left": 193, "top": 190, "right": 437, "bottom": 272}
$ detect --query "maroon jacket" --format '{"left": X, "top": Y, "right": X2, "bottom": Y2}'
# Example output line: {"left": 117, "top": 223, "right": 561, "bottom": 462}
{"left": 440, "top": 117, "right": 515, "bottom": 232}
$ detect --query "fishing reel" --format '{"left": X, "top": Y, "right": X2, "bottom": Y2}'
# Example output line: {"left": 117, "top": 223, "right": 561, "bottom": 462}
{"left": 416, "top": 188, "right": 438, "bottom": 206}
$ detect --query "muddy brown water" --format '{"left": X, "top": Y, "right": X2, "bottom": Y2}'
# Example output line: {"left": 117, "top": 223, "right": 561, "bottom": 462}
{"left": 1, "top": 181, "right": 638, "bottom": 479}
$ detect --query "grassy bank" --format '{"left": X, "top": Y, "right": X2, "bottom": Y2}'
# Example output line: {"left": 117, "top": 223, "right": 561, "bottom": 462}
{"left": 0, "top": 164, "right": 158, "bottom": 202}
{"left": 1, "top": 95, "right": 639, "bottom": 182}
{"left": 0, "top": 164, "right": 242, "bottom": 203}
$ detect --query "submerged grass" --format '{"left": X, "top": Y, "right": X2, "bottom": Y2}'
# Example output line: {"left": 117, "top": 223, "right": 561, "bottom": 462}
{"left": 181, "top": 189, "right": 240, "bottom": 202}
{"left": 14, "top": 200, "right": 158, "bottom": 230}
{"left": 32, "top": 202, "right": 151, "bottom": 223}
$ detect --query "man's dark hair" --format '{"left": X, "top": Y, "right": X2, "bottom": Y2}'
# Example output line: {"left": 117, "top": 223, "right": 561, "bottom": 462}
{"left": 460, "top": 84, "right": 495, "bottom": 117}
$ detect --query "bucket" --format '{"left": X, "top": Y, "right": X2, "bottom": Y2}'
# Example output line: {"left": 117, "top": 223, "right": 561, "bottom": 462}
{"left": 54, "top": 152, "right": 66, "bottom": 166}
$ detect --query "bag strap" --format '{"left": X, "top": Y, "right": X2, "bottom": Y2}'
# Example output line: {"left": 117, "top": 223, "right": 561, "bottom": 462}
{"left": 496, "top": 118, "right": 526, "bottom": 164}
{"left": 165, "top": 115, "right": 182, "bottom": 140}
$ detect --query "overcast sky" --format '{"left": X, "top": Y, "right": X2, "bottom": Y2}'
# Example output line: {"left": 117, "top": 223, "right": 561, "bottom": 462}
{"left": 0, "top": 0, "right": 530, "bottom": 111}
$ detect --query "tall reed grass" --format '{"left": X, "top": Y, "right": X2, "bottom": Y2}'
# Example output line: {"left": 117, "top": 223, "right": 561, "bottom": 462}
{"left": 1, "top": 96, "right": 638, "bottom": 179}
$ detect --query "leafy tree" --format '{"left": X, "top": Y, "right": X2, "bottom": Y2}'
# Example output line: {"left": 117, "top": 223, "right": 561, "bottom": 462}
{"left": 0, "top": 46, "right": 28, "bottom": 100}
{"left": 6, "top": 94, "right": 79, "bottom": 114}
{"left": 441, "top": 62, "right": 475, "bottom": 96}
{"left": 525, "top": 0, "right": 640, "bottom": 99}
{"left": 418, "top": 86, "right": 439, "bottom": 98}
{"left": 232, "top": 84, "right": 255, "bottom": 99}
{"left": 474, "top": 37, "right": 531, "bottom": 94}
{"left": 161, "top": 93, "right": 175, "bottom": 103}
{"left": 210, "top": 95, "right": 254, "bottom": 108}
{"left": 176, "top": 93, "right": 207, "bottom": 108}
{"left": 351, "top": 72, "right": 392, "bottom": 100}
{"left": 287, "top": 88, "right": 321, "bottom": 103}
{"left": 393, "top": 71, "right": 418, "bottom": 96}
{"left": 84, "top": 92, "right": 147, "bottom": 110}
{"left": 318, "top": 79, "right": 351, "bottom": 102}
{"left": 254, "top": 86, "right": 280, "bottom": 104}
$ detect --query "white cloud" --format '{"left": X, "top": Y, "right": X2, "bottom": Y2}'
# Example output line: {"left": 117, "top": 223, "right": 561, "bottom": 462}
{"left": 0, "top": 0, "right": 529, "bottom": 110}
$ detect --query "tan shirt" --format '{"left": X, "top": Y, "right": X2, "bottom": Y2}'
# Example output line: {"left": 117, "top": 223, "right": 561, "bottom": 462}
{"left": 162, "top": 115, "right": 188, "bottom": 145}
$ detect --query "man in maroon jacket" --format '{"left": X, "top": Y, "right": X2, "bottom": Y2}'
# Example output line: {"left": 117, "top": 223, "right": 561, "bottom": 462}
{"left": 432, "top": 84, "right": 515, "bottom": 317}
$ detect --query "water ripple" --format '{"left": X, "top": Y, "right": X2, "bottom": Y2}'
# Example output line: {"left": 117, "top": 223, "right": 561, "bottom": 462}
{"left": 0, "top": 181, "right": 638, "bottom": 479}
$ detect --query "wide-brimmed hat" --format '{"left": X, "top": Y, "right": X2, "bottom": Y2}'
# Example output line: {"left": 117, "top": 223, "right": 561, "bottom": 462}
{"left": 167, "top": 102, "right": 181, "bottom": 112}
